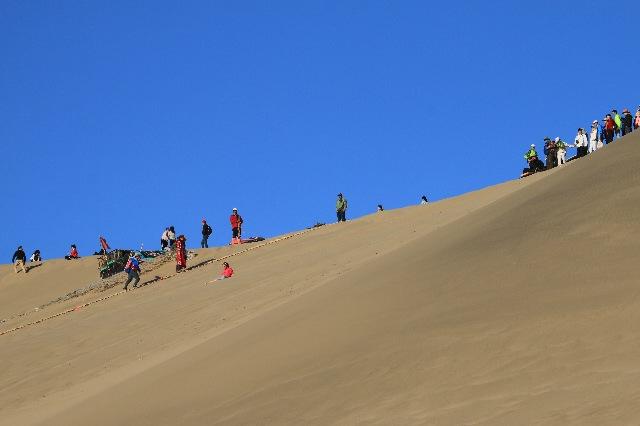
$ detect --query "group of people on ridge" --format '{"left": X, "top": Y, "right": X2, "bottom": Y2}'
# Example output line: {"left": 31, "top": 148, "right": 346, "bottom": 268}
{"left": 524, "top": 107, "right": 640, "bottom": 175}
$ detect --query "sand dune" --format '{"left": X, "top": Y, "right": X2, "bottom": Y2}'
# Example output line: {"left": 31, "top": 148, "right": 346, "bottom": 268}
{"left": 2, "top": 132, "right": 640, "bottom": 425}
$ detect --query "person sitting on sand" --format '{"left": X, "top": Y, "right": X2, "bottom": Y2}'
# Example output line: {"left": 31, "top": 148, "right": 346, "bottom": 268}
{"left": 12, "top": 246, "right": 28, "bottom": 273}
{"left": 29, "top": 249, "right": 42, "bottom": 262}
{"left": 420, "top": 195, "right": 429, "bottom": 205}
{"left": 64, "top": 244, "right": 80, "bottom": 260}
{"left": 207, "top": 262, "right": 234, "bottom": 283}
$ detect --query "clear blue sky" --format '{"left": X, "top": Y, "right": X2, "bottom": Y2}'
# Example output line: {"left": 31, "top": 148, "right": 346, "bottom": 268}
{"left": 1, "top": 1, "right": 638, "bottom": 261}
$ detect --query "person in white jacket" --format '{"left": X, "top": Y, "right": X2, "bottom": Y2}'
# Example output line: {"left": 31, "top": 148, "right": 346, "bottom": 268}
{"left": 588, "top": 120, "right": 600, "bottom": 153}
{"left": 574, "top": 128, "right": 588, "bottom": 158}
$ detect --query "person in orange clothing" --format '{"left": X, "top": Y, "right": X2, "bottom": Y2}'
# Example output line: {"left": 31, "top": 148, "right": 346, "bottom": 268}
{"left": 64, "top": 244, "right": 80, "bottom": 260}
{"left": 207, "top": 262, "right": 234, "bottom": 283}
{"left": 229, "top": 208, "right": 243, "bottom": 241}
{"left": 175, "top": 235, "right": 187, "bottom": 272}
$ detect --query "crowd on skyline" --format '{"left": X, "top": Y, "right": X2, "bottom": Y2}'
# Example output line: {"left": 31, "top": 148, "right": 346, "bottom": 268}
{"left": 524, "top": 107, "right": 639, "bottom": 175}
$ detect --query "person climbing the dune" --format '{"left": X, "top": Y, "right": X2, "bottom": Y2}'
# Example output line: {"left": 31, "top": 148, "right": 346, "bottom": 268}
{"left": 64, "top": 244, "right": 80, "bottom": 260}
{"left": 12, "top": 245, "right": 28, "bottom": 273}
{"left": 175, "top": 234, "right": 187, "bottom": 272}
{"left": 336, "top": 193, "right": 348, "bottom": 222}
{"left": 29, "top": 249, "right": 42, "bottom": 263}
{"left": 230, "top": 208, "right": 243, "bottom": 243}
{"left": 207, "top": 262, "right": 234, "bottom": 283}
{"left": 123, "top": 252, "right": 142, "bottom": 291}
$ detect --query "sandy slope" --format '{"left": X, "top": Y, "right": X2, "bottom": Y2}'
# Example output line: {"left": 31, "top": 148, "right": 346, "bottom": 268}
{"left": 2, "top": 132, "right": 640, "bottom": 425}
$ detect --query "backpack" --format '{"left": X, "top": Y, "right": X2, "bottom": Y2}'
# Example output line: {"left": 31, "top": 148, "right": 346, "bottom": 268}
{"left": 205, "top": 224, "right": 213, "bottom": 235}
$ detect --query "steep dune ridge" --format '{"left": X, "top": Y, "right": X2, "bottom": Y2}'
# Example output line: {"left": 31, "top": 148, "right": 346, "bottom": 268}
{"left": 2, "top": 133, "right": 640, "bottom": 425}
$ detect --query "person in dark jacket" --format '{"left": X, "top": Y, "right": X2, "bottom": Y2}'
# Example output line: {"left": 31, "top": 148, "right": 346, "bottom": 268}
{"left": 12, "top": 246, "right": 28, "bottom": 274}
{"left": 543, "top": 137, "right": 557, "bottom": 169}
{"left": 201, "top": 219, "right": 213, "bottom": 248}
{"left": 621, "top": 109, "right": 633, "bottom": 136}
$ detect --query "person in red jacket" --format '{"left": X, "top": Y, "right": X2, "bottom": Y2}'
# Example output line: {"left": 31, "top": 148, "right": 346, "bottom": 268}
{"left": 64, "top": 244, "right": 80, "bottom": 260}
{"left": 207, "top": 262, "right": 234, "bottom": 283}
{"left": 230, "top": 208, "right": 243, "bottom": 241}
{"left": 175, "top": 235, "right": 187, "bottom": 272}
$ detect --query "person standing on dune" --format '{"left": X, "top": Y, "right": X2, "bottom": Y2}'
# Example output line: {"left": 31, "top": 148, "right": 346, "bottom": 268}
{"left": 603, "top": 115, "right": 615, "bottom": 144}
{"left": 230, "top": 208, "right": 243, "bottom": 243}
{"left": 175, "top": 235, "right": 187, "bottom": 272}
{"left": 161, "top": 227, "right": 170, "bottom": 251}
{"left": 201, "top": 219, "right": 213, "bottom": 248}
{"left": 589, "top": 120, "right": 601, "bottom": 153}
{"left": 12, "top": 246, "right": 28, "bottom": 273}
{"left": 621, "top": 109, "right": 633, "bottom": 136}
{"left": 336, "top": 193, "right": 348, "bottom": 222}
{"left": 574, "top": 128, "right": 588, "bottom": 158}
{"left": 612, "top": 109, "right": 622, "bottom": 139}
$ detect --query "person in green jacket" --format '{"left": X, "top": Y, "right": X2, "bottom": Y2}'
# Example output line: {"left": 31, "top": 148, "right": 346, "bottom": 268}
{"left": 555, "top": 137, "right": 570, "bottom": 166}
{"left": 612, "top": 109, "right": 622, "bottom": 140}
{"left": 336, "top": 193, "right": 348, "bottom": 222}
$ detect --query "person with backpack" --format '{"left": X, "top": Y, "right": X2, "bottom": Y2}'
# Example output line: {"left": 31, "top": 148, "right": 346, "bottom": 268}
{"left": 574, "top": 128, "right": 588, "bottom": 158}
{"left": 229, "top": 208, "right": 243, "bottom": 243}
{"left": 123, "top": 252, "right": 142, "bottom": 291}
{"left": 543, "top": 137, "right": 557, "bottom": 169}
{"left": 64, "top": 244, "right": 80, "bottom": 260}
{"left": 621, "top": 109, "right": 633, "bottom": 135}
{"left": 556, "top": 137, "right": 569, "bottom": 166}
{"left": 589, "top": 120, "right": 601, "bottom": 153}
{"left": 603, "top": 115, "right": 616, "bottom": 144}
{"left": 12, "top": 246, "right": 28, "bottom": 273}
{"left": 201, "top": 219, "right": 213, "bottom": 248}
{"left": 336, "top": 193, "right": 348, "bottom": 222}
{"left": 175, "top": 234, "right": 187, "bottom": 272}
{"left": 612, "top": 109, "right": 622, "bottom": 139}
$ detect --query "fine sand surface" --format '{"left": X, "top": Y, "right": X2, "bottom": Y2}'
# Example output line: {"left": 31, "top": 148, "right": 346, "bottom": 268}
{"left": 1, "top": 132, "right": 640, "bottom": 425}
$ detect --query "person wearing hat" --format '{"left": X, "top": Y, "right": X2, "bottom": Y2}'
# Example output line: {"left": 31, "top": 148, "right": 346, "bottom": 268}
{"left": 543, "top": 137, "right": 557, "bottom": 169}
{"left": 201, "top": 219, "right": 213, "bottom": 248}
{"left": 555, "top": 137, "right": 569, "bottom": 166}
{"left": 621, "top": 109, "right": 633, "bottom": 136}
{"left": 336, "top": 193, "right": 348, "bottom": 222}
{"left": 574, "top": 128, "right": 588, "bottom": 158}
{"left": 589, "top": 120, "right": 601, "bottom": 153}
{"left": 523, "top": 144, "right": 543, "bottom": 174}
{"left": 12, "top": 245, "right": 28, "bottom": 274}
{"left": 612, "top": 109, "right": 622, "bottom": 139}
{"left": 175, "top": 235, "right": 188, "bottom": 272}
{"left": 123, "top": 252, "right": 142, "bottom": 290}
{"left": 229, "top": 208, "right": 243, "bottom": 243}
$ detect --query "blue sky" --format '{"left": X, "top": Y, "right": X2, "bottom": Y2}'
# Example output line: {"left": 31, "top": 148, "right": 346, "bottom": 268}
{"left": 1, "top": 0, "right": 638, "bottom": 261}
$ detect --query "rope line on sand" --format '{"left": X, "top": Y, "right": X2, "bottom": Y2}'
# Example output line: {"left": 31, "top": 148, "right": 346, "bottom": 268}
{"left": 0, "top": 227, "right": 319, "bottom": 337}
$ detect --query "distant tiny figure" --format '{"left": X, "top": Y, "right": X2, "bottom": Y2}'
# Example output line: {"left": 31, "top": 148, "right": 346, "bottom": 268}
{"left": 207, "top": 262, "right": 234, "bottom": 283}
{"left": 635, "top": 110, "right": 640, "bottom": 130}
{"left": 574, "top": 128, "right": 588, "bottom": 158}
{"left": 621, "top": 109, "right": 633, "bottom": 136}
{"left": 12, "top": 246, "right": 28, "bottom": 274}
{"left": 589, "top": 120, "right": 601, "bottom": 153}
{"left": 29, "top": 249, "right": 42, "bottom": 263}
{"left": 64, "top": 244, "right": 80, "bottom": 260}
{"left": 167, "top": 226, "right": 176, "bottom": 248}
{"left": 523, "top": 144, "right": 544, "bottom": 175}
{"left": 99, "top": 236, "right": 111, "bottom": 255}
{"left": 420, "top": 195, "right": 429, "bottom": 205}
{"left": 612, "top": 109, "right": 622, "bottom": 139}
{"left": 336, "top": 193, "right": 348, "bottom": 222}
{"left": 123, "top": 252, "right": 142, "bottom": 291}
{"left": 377, "top": 204, "right": 384, "bottom": 212}
{"left": 603, "top": 115, "right": 615, "bottom": 144}
{"left": 161, "top": 227, "right": 170, "bottom": 250}
{"left": 175, "top": 235, "right": 187, "bottom": 272}
{"left": 555, "top": 137, "right": 568, "bottom": 166}
{"left": 230, "top": 208, "right": 243, "bottom": 242}
{"left": 201, "top": 219, "right": 213, "bottom": 248}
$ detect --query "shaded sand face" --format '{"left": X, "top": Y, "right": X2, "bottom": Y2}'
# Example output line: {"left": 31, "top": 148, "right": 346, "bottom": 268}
{"left": 2, "top": 132, "right": 640, "bottom": 425}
